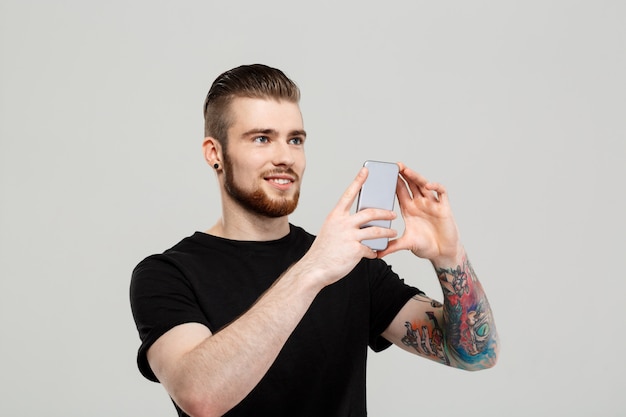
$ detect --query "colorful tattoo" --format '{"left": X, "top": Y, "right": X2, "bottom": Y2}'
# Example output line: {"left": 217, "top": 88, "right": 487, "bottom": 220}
{"left": 436, "top": 257, "right": 497, "bottom": 367}
{"left": 401, "top": 296, "right": 449, "bottom": 364}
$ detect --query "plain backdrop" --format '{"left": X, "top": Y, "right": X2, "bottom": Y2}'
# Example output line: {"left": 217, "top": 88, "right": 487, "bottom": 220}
{"left": 1, "top": 1, "right": 624, "bottom": 416}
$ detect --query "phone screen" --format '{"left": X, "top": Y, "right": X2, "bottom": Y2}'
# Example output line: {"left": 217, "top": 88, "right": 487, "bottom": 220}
{"left": 356, "top": 160, "right": 399, "bottom": 250}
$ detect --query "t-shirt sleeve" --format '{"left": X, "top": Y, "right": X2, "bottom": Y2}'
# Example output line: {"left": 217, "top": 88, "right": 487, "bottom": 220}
{"left": 366, "top": 259, "right": 424, "bottom": 352}
{"left": 129, "top": 254, "right": 211, "bottom": 382}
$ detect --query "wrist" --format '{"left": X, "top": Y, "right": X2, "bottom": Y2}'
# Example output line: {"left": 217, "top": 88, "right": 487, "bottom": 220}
{"left": 430, "top": 243, "right": 465, "bottom": 269}
{"left": 285, "top": 256, "right": 328, "bottom": 294}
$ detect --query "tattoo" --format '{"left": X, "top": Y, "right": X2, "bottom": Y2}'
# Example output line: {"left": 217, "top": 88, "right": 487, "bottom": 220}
{"left": 436, "top": 257, "right": 497, "bottom": 367}
{"left": 402, "top": 312, "right": 450, "bottom": 365}
{"left": 411, "top": 294, "right": 443, "bottom": 308}
{"left": 401, "top": 306, "right": 449, "bottom": 365}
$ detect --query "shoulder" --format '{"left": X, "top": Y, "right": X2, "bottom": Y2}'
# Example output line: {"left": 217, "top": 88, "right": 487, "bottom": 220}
{"left": 355, "top": 257, "right": 423, "bottom": 299}
{"left": 132, "top": 231, "right": 230, "bottom": 271}
{"left": 130, "top": 233, "right": 210, "bottom": 290}
{"left": 288, "top": 223, "right": 315, "bottom": 242}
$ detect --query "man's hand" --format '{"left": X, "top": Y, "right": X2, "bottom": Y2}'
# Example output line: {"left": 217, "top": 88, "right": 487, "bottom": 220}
{"left": 376, "top": 163, "right": 462, "bottom": 264}
{"left": 377, "top": 163, "right": 499, "bottom": 370}
{"left": 297, "top": 167, "right": 398, "bottom": 288}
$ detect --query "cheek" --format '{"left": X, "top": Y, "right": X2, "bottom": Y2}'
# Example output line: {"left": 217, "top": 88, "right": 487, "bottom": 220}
{"left": 228, "top": 153, "right": 263, "bottom": 175}
{"left": 296, "top": 152, "right": 306, "bottom": 173}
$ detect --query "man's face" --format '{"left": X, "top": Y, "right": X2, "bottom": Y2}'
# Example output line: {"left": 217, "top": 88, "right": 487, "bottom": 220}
{"left": 221, "top": 97, "right": 306, "bottom": 218}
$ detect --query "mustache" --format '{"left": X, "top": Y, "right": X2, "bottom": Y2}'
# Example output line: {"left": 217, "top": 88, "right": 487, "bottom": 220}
{"left": 262, "top": 168, "right": 300, "bottom": 181}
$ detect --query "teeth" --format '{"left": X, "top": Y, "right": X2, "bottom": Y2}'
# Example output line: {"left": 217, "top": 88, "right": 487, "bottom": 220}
{"left": 270, "top": 179, "right": 291, "bottom": 185}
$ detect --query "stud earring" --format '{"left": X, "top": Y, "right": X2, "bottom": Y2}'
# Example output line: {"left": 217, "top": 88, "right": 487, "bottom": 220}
{"left": 213, "top": 163, "right": 219, "bottom": 169}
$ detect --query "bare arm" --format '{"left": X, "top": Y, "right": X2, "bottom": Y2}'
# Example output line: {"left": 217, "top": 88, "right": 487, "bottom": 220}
{"left": 148, "top": 263, "right": 322, "bottom": 417}
{"left": 382, "top": 250, "right": 499, "bottom": 370}
{"left": 378, "top": 163, "right": 499, "bottom": 370}
{"left": 147, "top": 168, "right": 397, "bottom": 417}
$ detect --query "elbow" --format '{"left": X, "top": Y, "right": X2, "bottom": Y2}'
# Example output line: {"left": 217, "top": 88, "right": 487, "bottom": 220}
{"left": 481, "top": 340, "right": 500, "bottom": 370}
{"left": 176, "top": 400, "right": 220, "bottom": 417}
{"left": 172, "top": 387, "right": 226, "bottom": 417}
{"left": 486, "top": 351, "right": 499, "bottom": 369}
{"left": 463, "top": 347, "right": 499, "bottom": 372}
{"left": 470, "top": 355, "right": 498, "bottom": 372}
{"left": 450, "top": 343, "right": 499, "bottom": 372}
{"left": 455, "top": 358, "right": 497, "bottom": 372}
{"left": 182, "top": 406, "right": 220, "bottom": 417}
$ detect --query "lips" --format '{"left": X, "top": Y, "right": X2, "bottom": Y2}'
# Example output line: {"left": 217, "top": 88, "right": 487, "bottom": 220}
{"left": 264, "top": 170, "right": 298, "bottom": 190}
{"left": 267, "top": 178, "right": 292, "bottom": 185}
{"left": 265, "top": 176, "right": 294, "bottom": 187}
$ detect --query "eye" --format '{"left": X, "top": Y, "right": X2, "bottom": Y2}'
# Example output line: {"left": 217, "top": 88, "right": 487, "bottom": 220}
{"left": 253, "top": 136, "right": 269, "bottom": 143}
{"left": 289, "top": 137, "right": 304, "bottom": 145}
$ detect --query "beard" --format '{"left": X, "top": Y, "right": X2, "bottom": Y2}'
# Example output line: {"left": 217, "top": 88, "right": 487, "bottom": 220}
{"left": 222, "top": 152, "right": 300, "bottom": 218}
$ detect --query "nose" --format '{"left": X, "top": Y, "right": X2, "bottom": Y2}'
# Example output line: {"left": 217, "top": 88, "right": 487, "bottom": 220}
{"left": 272, "top": 140, "right": 295, "bottom": 167}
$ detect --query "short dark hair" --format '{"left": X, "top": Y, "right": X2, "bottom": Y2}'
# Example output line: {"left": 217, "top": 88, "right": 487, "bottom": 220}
{"left": 203, "top": 64, "right": 301, "bottom": 146}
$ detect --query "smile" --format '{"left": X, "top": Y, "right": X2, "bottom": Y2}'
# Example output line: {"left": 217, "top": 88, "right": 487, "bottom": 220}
{"left": 269, "top": 178, "right": 292, "bottom": 185}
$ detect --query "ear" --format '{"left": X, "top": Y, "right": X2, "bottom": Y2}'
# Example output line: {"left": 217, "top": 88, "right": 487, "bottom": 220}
{"left": 202, "top": 137, "right": 222, "bottom": 168}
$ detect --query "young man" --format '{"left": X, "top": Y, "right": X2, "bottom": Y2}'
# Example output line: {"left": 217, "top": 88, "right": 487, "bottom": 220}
{"left": 130, "top": 64, "right": 499, "bottom": 417}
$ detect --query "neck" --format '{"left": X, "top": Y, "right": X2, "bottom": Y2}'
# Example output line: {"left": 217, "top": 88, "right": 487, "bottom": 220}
{"left": 206, "top": 199, "right": 291, "bottom": 242}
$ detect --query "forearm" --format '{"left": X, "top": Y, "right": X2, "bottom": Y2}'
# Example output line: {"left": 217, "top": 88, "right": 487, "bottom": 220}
{"left": 433, "top": 249, "right": 499, "bottom": 371}
{"left": 170, "top": 263, "right": 322, "bottom": 417}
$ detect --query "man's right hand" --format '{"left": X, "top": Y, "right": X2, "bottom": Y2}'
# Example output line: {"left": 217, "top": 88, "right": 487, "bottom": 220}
{"left": 296, "top": 167, "right": 398, "bottom": 288}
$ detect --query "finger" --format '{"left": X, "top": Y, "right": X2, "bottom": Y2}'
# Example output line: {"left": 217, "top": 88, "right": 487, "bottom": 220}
{"left": 336, "top": 167, "right": 368, "bottom": 212}
{"left": 395, "top": 174, "right": 412, "bottom": 204}
{"left": 361, "top": 246, "right": 379, "bottom": 260}
{"left": 399, "top": 166, "right": 430, "bottom": 199}
{"left": 400, "top": 165, "right": 429, "bottom": 185}
{"left": 394, "top": 177, "right": 414, "bottom": 217}
{"left": 401, "top": 172, "right": 424, "bottom": 198}
{"left": 425, "top": 182, "right": 448, "bottom": 203}
{"left": 358, "top": 226, "right": 398, "bottom": 255}
{"left": 353, "top": 208, "right": 397, "bottom": 228}
{"left": 375, "top": 235, "right": 407, "bottom": 258}
{"left": 396, "top": 162, "right": 416, "bottom": 198}
{"left": 401, "top": 166, "right": 444, "bottom": 202}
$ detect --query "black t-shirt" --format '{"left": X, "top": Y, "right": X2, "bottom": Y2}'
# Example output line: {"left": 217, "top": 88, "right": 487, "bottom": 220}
{"left": 130, "top": 224, "right": 421, "bottom": 417}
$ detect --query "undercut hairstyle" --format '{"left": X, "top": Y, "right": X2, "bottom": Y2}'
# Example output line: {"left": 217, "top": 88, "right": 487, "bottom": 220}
{"left": 203, "top": 64, "right": 301, "bottom": 148}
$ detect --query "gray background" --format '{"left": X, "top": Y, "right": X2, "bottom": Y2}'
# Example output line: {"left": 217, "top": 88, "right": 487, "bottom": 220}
{"left": 1, "top": 1, "right": 624, "bottom": 416}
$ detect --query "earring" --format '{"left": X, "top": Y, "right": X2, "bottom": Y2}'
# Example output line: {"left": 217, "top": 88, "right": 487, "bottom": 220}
{"left": 213, "top": 163, "right": 219, "bottom": 169}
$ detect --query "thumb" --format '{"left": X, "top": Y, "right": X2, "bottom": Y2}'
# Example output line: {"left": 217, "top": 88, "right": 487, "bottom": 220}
{"left": 376, "top": 237, "right": 405, "bottom": 258}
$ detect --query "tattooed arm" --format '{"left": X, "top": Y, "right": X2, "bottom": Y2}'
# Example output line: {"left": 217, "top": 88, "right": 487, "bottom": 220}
{"left": 376, "top": 163, "right": 499, "bottom": 370}
{"left": 382, "top": 252, "right": 499, "bottom": 370}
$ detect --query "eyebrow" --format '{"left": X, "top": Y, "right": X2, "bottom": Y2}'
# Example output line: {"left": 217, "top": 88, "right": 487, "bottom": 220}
{"left": 241, "top": 128, "right": 307, "bottom": 138}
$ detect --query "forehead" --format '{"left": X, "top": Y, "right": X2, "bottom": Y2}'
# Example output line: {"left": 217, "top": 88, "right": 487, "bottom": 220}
{"left": 228, "top": 97, "right": 303, "bottom": 132}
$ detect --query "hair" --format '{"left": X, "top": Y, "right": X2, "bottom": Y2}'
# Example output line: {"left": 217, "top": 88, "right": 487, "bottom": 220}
{"left": 203, "top": 64, "right": 301, "bottom": 147}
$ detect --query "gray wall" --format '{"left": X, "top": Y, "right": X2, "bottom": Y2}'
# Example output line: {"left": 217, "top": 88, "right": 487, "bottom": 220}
{"left": 1, "top": 1, "right": 624, "bottom": 416}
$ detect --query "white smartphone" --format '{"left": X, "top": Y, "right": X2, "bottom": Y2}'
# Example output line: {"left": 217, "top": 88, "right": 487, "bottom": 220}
{"left": 356, "top": 160, "right": 399, "bottom": 251}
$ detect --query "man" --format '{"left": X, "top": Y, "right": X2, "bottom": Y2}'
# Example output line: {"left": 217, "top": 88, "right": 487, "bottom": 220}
{"left": 130, "top": 64, "right": 499, "bottom": 417}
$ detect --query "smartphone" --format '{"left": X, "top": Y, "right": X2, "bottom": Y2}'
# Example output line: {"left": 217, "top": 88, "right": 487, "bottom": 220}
{"left": 356, "top": 160, "right": 399, "bottom": 251}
